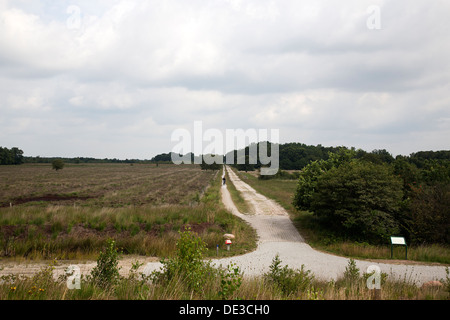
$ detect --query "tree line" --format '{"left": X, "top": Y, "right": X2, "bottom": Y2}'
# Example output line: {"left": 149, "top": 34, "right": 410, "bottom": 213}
{"left": 0, "top": 147, "right": 24, "bottom": 165}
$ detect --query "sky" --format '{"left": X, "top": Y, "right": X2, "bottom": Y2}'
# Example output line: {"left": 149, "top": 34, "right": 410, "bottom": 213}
{"left": 0, "top": 0, "right": 449, "bottom": 160}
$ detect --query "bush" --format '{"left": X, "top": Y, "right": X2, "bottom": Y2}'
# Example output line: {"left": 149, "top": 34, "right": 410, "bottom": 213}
{"left": 90, "top": 239, "right": 122, "bottom": 288}
{"left": 150, "top": 228, "right": 217, "bottom": 293}
{"left": 51, "top": 159, "right": 65, "bottom": 171}
{"left": 310, "top": 161, "right": 403, "bottom": 243}
{"left": 265, "top": 254, "right": 314, "bottom": 295}
{"left": 218, "top": 262, "right": 243, "bottom": 300}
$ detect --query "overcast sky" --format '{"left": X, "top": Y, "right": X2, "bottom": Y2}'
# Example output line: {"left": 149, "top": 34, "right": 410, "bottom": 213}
{"left": 1, "top": 0, "right": 449, "bottom": 159}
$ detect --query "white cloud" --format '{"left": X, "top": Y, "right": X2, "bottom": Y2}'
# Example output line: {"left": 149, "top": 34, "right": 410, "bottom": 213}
{"left": 0, "top": 0, "right": 449, "bottom": 158}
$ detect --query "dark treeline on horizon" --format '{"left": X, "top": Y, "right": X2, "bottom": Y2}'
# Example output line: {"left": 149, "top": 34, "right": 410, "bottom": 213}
{"left": 1, "top": 144, "right": 450, "bottom": 170}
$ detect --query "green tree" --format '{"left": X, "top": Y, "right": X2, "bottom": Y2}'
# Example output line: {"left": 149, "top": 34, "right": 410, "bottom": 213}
{"left": 293, "top": 147, "right": 355, "bottom": 211}
{"left": 406, "top": 183, "right": 450, "bottom": 244}
{"left": 310, "top": 161, "right": 403, "bottom": 242}
{"left": 0, "top": 146, "right": 24, "bottom": 165}
{"left": 51, "top": 159, "right": 65, "bottom": 171}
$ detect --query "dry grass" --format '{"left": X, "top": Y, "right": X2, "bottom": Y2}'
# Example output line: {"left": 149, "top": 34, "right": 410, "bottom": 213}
{"left": 0, "top": 163, "right": 214, "bottom": 207}
{"left": 0, "top": 164, "right": 257, "bottom": 260}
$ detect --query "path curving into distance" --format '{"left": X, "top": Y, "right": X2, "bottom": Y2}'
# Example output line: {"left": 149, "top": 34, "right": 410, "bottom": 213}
{"left": 215, "top": 165, "right": 447, "bottom": 284}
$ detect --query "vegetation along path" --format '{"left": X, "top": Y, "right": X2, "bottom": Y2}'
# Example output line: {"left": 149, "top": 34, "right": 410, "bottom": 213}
{"left": 216, "top": 166, "right": 447, "bottom": 285}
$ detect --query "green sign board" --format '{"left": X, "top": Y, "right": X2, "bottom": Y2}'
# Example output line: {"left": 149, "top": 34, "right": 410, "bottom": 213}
{"left": 390, "top": 236, "right": 407, "bottom": 259}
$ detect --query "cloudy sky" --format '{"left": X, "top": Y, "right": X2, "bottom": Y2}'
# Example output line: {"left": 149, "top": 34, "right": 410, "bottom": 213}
{"left": 1, "top": 0, "right": 449, "bottom": 159}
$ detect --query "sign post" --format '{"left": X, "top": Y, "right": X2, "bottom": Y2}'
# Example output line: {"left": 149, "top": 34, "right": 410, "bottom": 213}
{"left": 225, "top": 239, "right": 232, "bottom": 251}
{"left": 390, "top": 236, "right": 407, "bottom": 260}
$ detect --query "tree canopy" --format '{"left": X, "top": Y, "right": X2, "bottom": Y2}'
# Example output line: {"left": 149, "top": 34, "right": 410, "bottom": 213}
{"left": 0, "top": 147, "right": 24, "bottom": 165}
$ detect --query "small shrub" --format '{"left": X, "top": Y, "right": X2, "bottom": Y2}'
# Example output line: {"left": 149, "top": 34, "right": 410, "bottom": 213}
{"left": 265, "top": 254, "right": 314, "bottom": 295}
{"left": 90, "top": 239, "right": 122, "bottom": 288}
{"left": 151, "top": 228, "right": 217, "bottom": 293}
{"left": 343, "top": 258, "right": 360, "bottom": 284}
{"left": 218, "top": 262, "right": 243, "bottom": 300}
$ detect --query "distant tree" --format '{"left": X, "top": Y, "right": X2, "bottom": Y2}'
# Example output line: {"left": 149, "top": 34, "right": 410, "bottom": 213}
{"left": 0, "top": 146, "right": 24, "bottom": 165}
{"left": 52, "top": 159, "right": 65, "bottom": 171}
{"left": 200, "top": 157, "right": 220, "bottom": 170}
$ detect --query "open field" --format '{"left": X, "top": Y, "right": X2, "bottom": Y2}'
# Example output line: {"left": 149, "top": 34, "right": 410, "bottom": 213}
{"left": 0, "top": 163, "right": 215, "bottom": 207}
{"left": 0, "top": 164, "right": 257, "bottom": 260}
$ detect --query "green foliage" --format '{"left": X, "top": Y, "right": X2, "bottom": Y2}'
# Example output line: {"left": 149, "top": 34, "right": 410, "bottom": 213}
{"left": 151, "top": 228, "right": 218, "bottom": 293}
{"left": 90, "top": 239, "right": 122, "bottom": 288}
{"left": 200, "top": 158, "right": 221, "bottom": 170}
{"left": 51, "top": 159, "right": 65, "bottom": 171}
{"left": 293, "top": 147, "right": 449, "bottom": 245}
{"left": 218, "top": 262, "right": 243, "bottom": 300}
{"left": 265, "top": 254, "right": 314, "bottom": 295}
{"left": 293, "top": 148, "right": 357, "bottom": 212}
{"left": 406, "top": 183, "right": 450, "bottom": 244}
{"left": 292, "top": 159, "right": 327, "bottom": 211}
{"left": 0, "top": 146, "right": 24, "bottom": 165}
{"left": 343, "top": 259, "right": 360, "bottom": 284}
{"left": 312, "top": 161, "right": 403, "bottom": 242}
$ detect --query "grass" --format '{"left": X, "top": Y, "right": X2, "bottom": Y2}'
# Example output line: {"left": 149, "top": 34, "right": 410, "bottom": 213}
{"left": 225, "top": 168, "right": 252, "bottom": 214}
{"left": 231, "top": 168, "right": 450, "bottom": 265}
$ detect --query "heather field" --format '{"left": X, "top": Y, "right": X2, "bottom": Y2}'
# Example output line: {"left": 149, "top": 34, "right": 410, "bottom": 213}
{"left": 0, "top": 164, "right": 257, "bottom": 260}
{"left": 0, "top": 163, "right": 215, "bottom": 207}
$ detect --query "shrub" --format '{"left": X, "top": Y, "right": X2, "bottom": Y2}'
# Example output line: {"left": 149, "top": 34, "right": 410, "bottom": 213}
{"left": 218, "top": 262, "right": 243, "bottom": 300}
{"left": 90, "top": 239, "right": 122, "bottom": 288}
{"left": 343, "top": 258, "right": 360, "bottom": 284}
{"left": 265, "top": 254, "right": 314, "bottom": 295}
{"left": 150, "top": 228, "right": 217, "bottom": 293}
{"left": 51, "top": 159, "right": 65, "bottom": 171}
{"left": 310, "top": 161, "right": 403, "bottom": 243}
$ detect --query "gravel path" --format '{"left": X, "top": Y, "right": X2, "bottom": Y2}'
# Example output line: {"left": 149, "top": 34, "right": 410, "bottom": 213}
{"left": 215, "top": 166, "right": 448, "bottom": 284}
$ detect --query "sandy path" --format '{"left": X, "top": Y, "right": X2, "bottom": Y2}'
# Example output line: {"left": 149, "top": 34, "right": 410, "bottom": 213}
{"left": 0, "top": 165, "right": 447, "bottom": 285}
